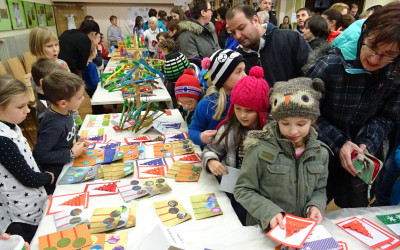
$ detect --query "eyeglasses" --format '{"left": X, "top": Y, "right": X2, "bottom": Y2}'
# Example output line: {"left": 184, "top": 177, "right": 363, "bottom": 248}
{"left": 362, "top": 42, "right": 399, "bottom": 61}
{"left": 178, "top": 99, "right": 196, "bottom": 107}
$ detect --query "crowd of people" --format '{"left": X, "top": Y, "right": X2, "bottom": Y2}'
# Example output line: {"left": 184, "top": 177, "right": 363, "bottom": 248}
{"left": 0, "top": 0, "right": 400, "bottom": 247}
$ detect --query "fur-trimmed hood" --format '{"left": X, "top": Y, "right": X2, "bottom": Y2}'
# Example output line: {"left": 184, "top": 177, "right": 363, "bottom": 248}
{"left": 302, "top": 42, "right": 332, "bottom": 74}
{"left": 178, "top": 19, "right": 216, "bottom": 35}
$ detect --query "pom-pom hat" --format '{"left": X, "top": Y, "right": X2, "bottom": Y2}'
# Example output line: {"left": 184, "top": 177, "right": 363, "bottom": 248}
{"left": 217, "top": 66, "right": 270, "bottom": 129}
{"left": 174, "top": 68, "right": 202, "bottom": 100}
{"left": 202, "top": 49, "right": 245, "bottom": 90}
{"left": 269, "top": 77, "right": 325, "bottom": 121}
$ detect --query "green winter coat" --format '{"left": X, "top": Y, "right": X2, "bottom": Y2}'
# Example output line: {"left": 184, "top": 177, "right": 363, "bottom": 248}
{"left": 234, "top": 121, "right": 330, "bottom": 230}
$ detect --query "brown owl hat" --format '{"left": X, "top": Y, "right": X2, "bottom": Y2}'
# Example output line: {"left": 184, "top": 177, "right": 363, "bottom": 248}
{"left": 269, "top": 77, "right": 325, "bottom": 121}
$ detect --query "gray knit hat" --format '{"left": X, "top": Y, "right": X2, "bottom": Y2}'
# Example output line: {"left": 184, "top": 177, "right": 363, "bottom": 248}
{"left": 269, "top": 77, "right": 324, "bottom": 120}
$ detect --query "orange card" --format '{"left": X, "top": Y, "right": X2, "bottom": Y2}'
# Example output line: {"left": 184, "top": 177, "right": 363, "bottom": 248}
{"left": 73, "top": 149, "right": 105, "bottom": 167}
{"left": 153, "top": 143, "right": 173, "bottom": 158}
{"left": 175, "top": 162, "right": 202, "bottom": 182}
{"left": 122, "top": 144, "right": 139, "bottom": 161}
{"left": 80, "top": 233, "right": 106, "bottom": 250}
{"left": 39, "top": 224, "right": 92, "bottom": 250}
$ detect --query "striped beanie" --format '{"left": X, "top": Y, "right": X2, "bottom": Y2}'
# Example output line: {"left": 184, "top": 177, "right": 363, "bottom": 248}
{"left": 202, "top": 49, "right": 245, "bottom": 90}
{"left": 175, "top": 69, "right": 202, "bottom": 100}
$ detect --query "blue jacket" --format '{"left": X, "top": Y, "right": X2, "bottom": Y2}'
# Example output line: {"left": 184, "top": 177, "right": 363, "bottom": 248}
{"left": 332, "top": 19, "right": 366, "bottom": 60}
{"left": 82, "top": 62, "right": 100, "bottom": 91}
{"left": 224, "top": 36, "right": 239, "bottom": 51}
{"left": 188, "top": 92, "right": 230, "bottom": 147}
{"left": 143, "top": 20, "right": 167, "bottom": 33}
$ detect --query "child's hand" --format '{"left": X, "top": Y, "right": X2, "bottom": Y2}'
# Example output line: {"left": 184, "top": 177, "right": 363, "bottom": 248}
{"left": 207, "top": 160, "right": 228, "bottom": 176}
{"left": 71, "top": 142, "right": 86, "bottom": 157}
{"left": 270, "top": 213, "right": 284, "bottom": 229}
{"left": 78, "top": 136, "right": 90, "bottom": 148}
{"left": 307, "top": 206, "right": 323, "bottom": 223}
{"left": 0, "top": 233, "right": 30, "bottom": 250}
{"left": 200, "top": 130, "right": 217, "bottom": 144}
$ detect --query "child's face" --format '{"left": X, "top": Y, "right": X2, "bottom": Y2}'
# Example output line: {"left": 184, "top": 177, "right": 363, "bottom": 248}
{"left": 159, "top": 36, "right": 166, "bottom": 42}
{"left": 44, "top": 39, "right": 59, "bottom": 60}
{"left": 223, "top": 62, "right": 246, "bottom": 94}
{"left": 302, "top": 23, "right": 314, "bottom": 41}
{"left": 168, "top": 28, "right": 177, "bottom": 37}
{"left": 0, "top": 93, "right": 30, "bottom": 125}
{"left": 278, "top": 117, "right": 314, "bottom": 147}
{"left": 65, "top": 86, "right": 85, "bottom": 111}
{"left": 160, "top": 47, "right": 169, "bottom": 57}
{"left": 234, "top": 104, "right": 259, "bottom": 130}
{"left": 177, "top": 97, "right": 198, "bottom": 112}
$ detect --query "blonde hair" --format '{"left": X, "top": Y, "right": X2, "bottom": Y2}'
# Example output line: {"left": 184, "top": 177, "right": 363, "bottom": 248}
{"left": 204, "top": 85, "right": 227, "bottom": 120}
{"left": 0, "top": 75, "right": 28, "bottom": 107}
{"left": 330, "top": 3, "right": 349, "bottom": 14}
{"left": 29, "top": 27, "right": 59, "bottom": 58}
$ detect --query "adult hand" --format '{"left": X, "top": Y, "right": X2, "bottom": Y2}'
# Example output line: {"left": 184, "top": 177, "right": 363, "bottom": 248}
{"left": 270, "top": 213, "right": 284, "bottom": 229}
{"left": 307, "top": 206, "right": 323, "bottom": 223}
{"left": 207, "top": 160, "right": 228, "bottom": 176}
{"left": 339, "top": 141, "right": 364, "bottom": 176}
{"left": 200, "top": 130, "right": 217, "bottom": 144}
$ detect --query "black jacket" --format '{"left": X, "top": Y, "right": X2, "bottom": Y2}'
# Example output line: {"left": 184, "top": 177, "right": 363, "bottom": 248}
{"left": 59, "top": 29, "right": 91, "bottom": 75}
{"left": 237, "top": 24, "right": 311, "bottom": 87}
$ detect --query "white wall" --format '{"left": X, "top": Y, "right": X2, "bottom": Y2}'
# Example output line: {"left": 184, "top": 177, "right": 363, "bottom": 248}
{"left": 364, "top": 0, "right": 398, "bottom": 11}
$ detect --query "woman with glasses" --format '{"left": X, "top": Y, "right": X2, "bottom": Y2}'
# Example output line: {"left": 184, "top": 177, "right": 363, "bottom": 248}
{"left": 304, "top": 2, "right": 400, "bottom": 209}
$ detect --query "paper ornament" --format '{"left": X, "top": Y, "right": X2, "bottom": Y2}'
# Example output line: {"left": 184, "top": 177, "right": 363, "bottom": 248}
{"left": 342, "top": 220, "right": 372, "bottom": 238}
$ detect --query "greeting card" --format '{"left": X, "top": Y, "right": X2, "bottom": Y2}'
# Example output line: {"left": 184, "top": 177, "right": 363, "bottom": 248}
{"left": 126, "top": 204, "right": 136, "bottom": 228}
{"left": 73, "top": 149, "right": 105, "bottom": 167}
{"left": 300, "top": 225, "right": 341, "bottom": 250}
{"left": 172, "top": 139, "right": 194, "bottom": 156}
{"left": 58, "top": 166, "right": 98, "bottom": 185}
{"left": 46, "top": 192, "right": 89, "bottom": 215}
{"left": 117, "top": 179, "right": 149, "bottom": 201}
{"left": 153, "top": 198, "right": 192, "bottom": 227}
{"left": 116, "top": 205, "right": 129, "bottom": 229}
{"left": 153, "top": 143, "right": 174, "bottom": 158}
{"left": 84, "top": 181, "right": 120, "bottom": 197}
{"left": 175, "top": 163, "right": 201, "bottom": 182}
{"left": 140, "top": 178, "right": 172, "bottom": 198}
{"left": 172, "top": 153, "right": 202, "bottom": 163}
{"left": 337, "top": 241, "right": 348, "bottom": 250}
{"left": 377, "top": 212, "right": 400, "bottom": 237}
{"left": 104, "top": 232, "right": 128, "bottom": 250}
{"left": 89, "top": 207, "right": 122, "bottom": 233}
{"left": 38, "top": 224, "right": 92, "bottom": 250}
{"left": 102, "top": 161, "right": 134, "bottom": 180}
{"left": 80, "top": 233, "right": 106, "bottom": 250}
{"left": 163, "top": 132, "right": 188, "bottom": 143}
{"left": 267, "top": 214, "right": 317, "bottom": 249}
{"left": 136, "top": 157, "right": 169, "bottom": 179}
{"left": 361, "top": 218, "right": 400, "bottom": 250}
{"left": 124, "top": 135, "right": 152, "bottom": 143}
{"left": 190, "top": 193, "right": 223, "bottom": 220}
{"left": 53, "top": 206, "right": 89, "bottom": 231}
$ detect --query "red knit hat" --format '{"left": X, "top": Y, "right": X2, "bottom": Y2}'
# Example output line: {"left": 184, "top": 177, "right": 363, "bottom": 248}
{"left": 217, "top": 66, "right": 270, "bottom": 129}
{"left": 174, "top": 69, "right": 202, "bottom": 100}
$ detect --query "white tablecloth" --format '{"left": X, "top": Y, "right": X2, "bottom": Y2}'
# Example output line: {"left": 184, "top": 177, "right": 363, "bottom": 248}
{"left": 91, "top": 60, "right": 173, "bottom": 108}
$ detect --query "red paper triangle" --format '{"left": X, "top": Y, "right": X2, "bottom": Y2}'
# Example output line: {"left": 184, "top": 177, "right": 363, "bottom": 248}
{"left": 285, "top": 217, "right": 313, "bottom": 237}
{"left": 94, "top": 182, "right": 117, "bottom": 192}
{"left": 143, "top": 166, "right": 166, "bottom": 176}
{"left": 342, "top": 220, "right": 372, "bottom": 238}
{"left": 60, "top": 194, "right": 85, "bottom": 206}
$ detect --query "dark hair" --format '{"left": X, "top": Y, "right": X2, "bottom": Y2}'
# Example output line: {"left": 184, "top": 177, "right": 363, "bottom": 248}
{"left": 342, "top": 14, "right": 355, "bottom": 29}
{"left": 31, "top": 58, "right": 67, "bottom": 86}
{"left": 109, "top": 15, "right": 117, "bottom": 22}
{"left": 170, "top": 6, "right": 187, "bottom": 21}
{"left": 217, "top": 6, "right": 228, "bottom": 20}
{"left": 366, "top": 5, "right": 382, "bottom": 12}
{"left": 361, "top": 2, "right": 400, "bottom": 55}
{"left": 84, "top": 15, "right": 94, "bottom": 21}
{"left": 148, "top": 8, "right": 157, "bottom": 17}
{"left": 350, "top": 4, "right": 358, "bottom": 9}
{"left": 134, "top": 16, "right": 143, "bottom": 28}
{"left": 322, "top": 8, "right": 342, "bottom": 30}
{"left": 167, "top": 19, "right": 180, "bottom": 32}
{"left": 158, "top": 10, "right": 167, "bottom": 20}
{"left": 42, "top": 71, "right": 85, "bottom": 105}
{"left": 156, "top": 32, "right": 168, "bottom": 42}
{"left": 79, "top": 20, "right": 100, "bottom": 34}
{"left": 191, "top": 0, "right": 208, "bottom": 20}
{"left": 296, "top": 7, "right": 311, "bottom": 16}
{"left": 304, "top": 15, "right": 329, "bottom": 39}
{"left": 158, "top": 38, "right": 176, "bottom": 53}
{"left": 226, "top": 4, "right": 256, "bottom": 21}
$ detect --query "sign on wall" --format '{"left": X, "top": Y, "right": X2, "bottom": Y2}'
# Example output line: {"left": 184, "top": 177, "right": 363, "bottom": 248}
{"left": 7, "top": 0, "right": 27, "bottom": 29}
{"left": 22, "top": 1, "right": 37, "bottom": 28}
{"left": 0, "top": 0, "right": 12, "bottom": 31}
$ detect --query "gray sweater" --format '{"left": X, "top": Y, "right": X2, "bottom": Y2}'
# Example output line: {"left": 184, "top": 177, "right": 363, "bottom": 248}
{"left": 107, "top": 25, "right": 122, "bottom": 47}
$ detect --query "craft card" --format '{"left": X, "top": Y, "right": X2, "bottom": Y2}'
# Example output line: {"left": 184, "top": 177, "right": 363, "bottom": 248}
{"left": 84, "top": 181, "right": 120, "bottom": 197}
{"left": 159, "top": 122, "right": 181, "bottom": 129}
{"left": 80, "top": 233, "right": 106, "bottom": 250}
{"left": 267, "top": 214, "right": 317, "bottom": 249}
{"left": 58, "top": 166, "right": 99, "bottom": 185}
{"left": 300, "top": 225, "right": 341, "bottom": 250}
{"left": 126, "top": 204, "right": 136, "bottom": 228}
{"left": 163, "top": 132, "right": 189, "bottom": 143}
{"left": 219, "top": 166, "right": 241, "bottom": 194}
{"left": 53, "top": 206, "right": 89, "bottom": 232}
{"left": 104, "top": 232, "right": 128, "bottom": 250}
{"left": 116, "top": 205, "right": 129, "bottom": 229}
{"left": 117, "top": 179, "right": 149, "bottom": 201}
{"left": 377, "top": 212, "right": 400, "bottom": 237}
{"left": 125, "top": 135, "right": 152, "bottom": 143}
{"left": 153, "top": 198, "right": 192, "bottom": 227}
{"left": 88, "top": 134, "right": 107, "bottom": 144}
{"left": 122, "top": 143, "right": 139, "bottom": 161}
{"left": 96, "top": 166, "right": 103, "bottom": 179}
{"left": 102, "top": 161, "right": 134, "bottom": 180}
{"left": 38, "top": 224, "right": 92, "bottom": 250}
{"left": 336, "top": 217, "right": 393, "bottom": 249}
{"left": 47, "top": 192, "right": 89, "bottom": 215}
{"left": 172, "top": 153, "right": 201, "bottom": 163}
{"left": 87, "top": 115, "right": 111, "bottom": 127}
{"left": 140, "top": 178, "right": 172, "bottom": 198}
{"left": 175, "top": 162, "right": 202, "bottom": 182}
{"left": 89, "top": 207, "right": 122, "bottom": 233}
{"left": 153, "top": 143, "right": 174, "bottom": 158}
{"left": 172, "top": 139, "right": 194, "bottom": 156}
{"left": 73, "top": 149, "right": 105, "bottom": 167}
{"left": 165, "top": 162, "right": 181, "bottom": 179}
{"left": 136, "top": 157, "right": 169, "bottom": 179}
{"left": 361, "top": 218, "right": 400, "bottom": 250}
{"left": 80, "top": 128, "right": 105, "bottom": 137}
{"left": 190, "top": 193, "right": 223, "bottom": 220}
{"left": 337, "top": 241, "right": 348, "bottom": 250}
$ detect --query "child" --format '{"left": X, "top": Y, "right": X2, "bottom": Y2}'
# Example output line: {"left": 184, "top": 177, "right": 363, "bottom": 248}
{"left": 189, "top": 49, "right": 246, "bottom": 147}
{"left": 158, "top": 38, "right": 190, "bottom": 108}
{"left": 31, "top": 58, "right": 67, "bottom": 122}
{"left": 107, "top": 15, "right": 122, "bottom": 48}
{"left": 133, "top": 16, "right": 144, "bottom": 37}
{"left": 234, "top": 77, "right": 329, "bottom": 230}
{"left": 201, "top": 66, "right": 269, "bottom": 225}
{"left": 33, "top": 71, "right": 89, "bottom": 195}
{"left": 174, "top": 68, "right": 203, "bottom": 126}
{"left": 0, "top": 75, "right": 54, "bottom": 242}
{"left": 156, "top": 32, "right": 169, "bottom": 60}
{"left": 303, "top": 15, "right": 329, "bottom": 50}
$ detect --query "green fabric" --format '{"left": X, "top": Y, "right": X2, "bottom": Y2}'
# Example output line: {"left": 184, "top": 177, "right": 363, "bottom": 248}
{"left": 234, "top": 121, "right": 329, "bottom": 230}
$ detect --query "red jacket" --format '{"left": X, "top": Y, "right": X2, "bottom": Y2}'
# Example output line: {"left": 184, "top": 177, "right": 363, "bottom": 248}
{"left": 100, "top": 43, "right": 109, "bottom": 59}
